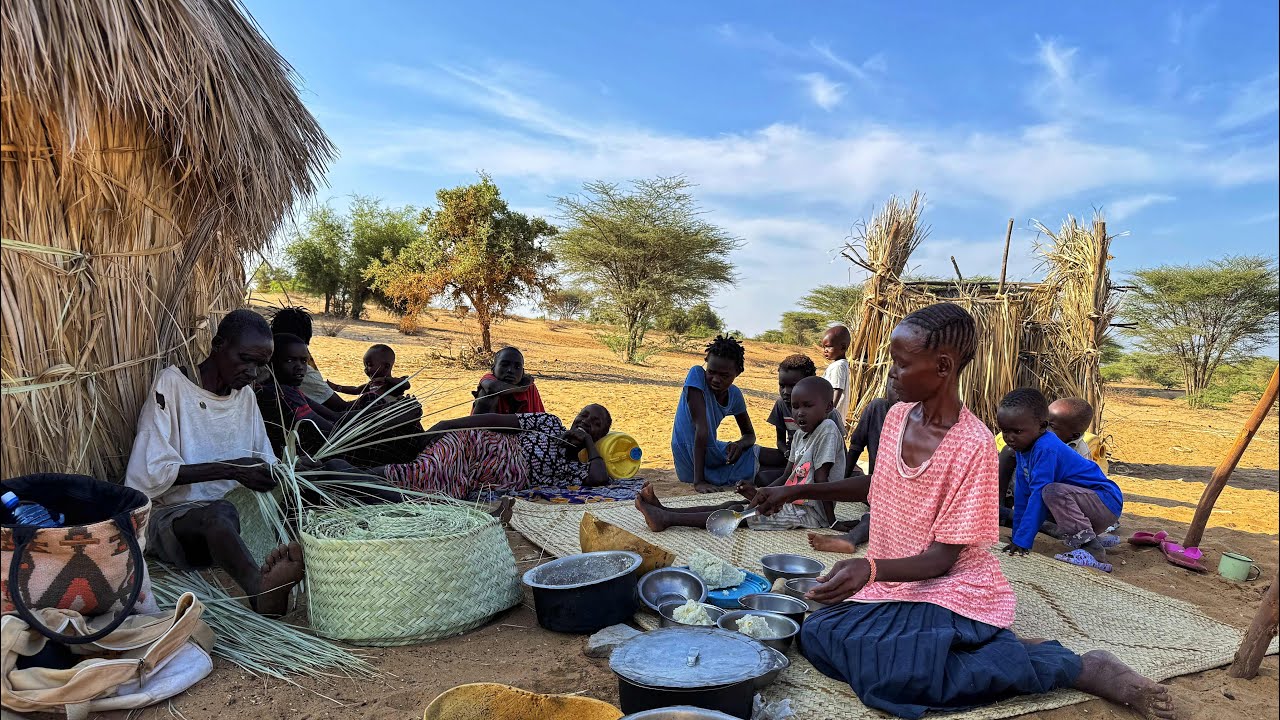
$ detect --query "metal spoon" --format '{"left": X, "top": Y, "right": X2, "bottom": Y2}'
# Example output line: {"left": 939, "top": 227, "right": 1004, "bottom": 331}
{"left": 706, "top": 507, "right": 758, "bottom": 537}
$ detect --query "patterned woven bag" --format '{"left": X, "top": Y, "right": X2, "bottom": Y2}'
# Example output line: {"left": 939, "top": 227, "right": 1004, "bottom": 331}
{"left": 1, "top": 474, "right": 153, "bottom": 644}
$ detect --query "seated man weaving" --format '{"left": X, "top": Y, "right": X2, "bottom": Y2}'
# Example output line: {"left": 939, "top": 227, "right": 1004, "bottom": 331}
{"left": 125, "top": 309, "right": 303, "bottom": 616}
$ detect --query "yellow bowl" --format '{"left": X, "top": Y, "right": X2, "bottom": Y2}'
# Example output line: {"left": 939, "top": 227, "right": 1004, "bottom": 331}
{"left": 423, "top": 683, "right": 622, "bottom": 720}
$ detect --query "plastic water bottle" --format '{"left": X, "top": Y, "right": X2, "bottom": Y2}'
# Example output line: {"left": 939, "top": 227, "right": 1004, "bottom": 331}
{"left": 1, "top": 491, "right": 63, "bottom": 528}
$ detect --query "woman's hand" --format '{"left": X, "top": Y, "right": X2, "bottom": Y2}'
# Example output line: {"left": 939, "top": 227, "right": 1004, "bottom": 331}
{"left": 566, "top": 427, "right": 593, "bottom": 448}
{"left": 724, "top": 440, "right": 749, "bottom": 463}
{"left": 746, "top": 485, "right": 794, "bottom": 515}
{"left": 806, "top": 558, "right": 871, "bottom": 605}
{"left": 231, "top": 460, "right": 276, "bottom": 492}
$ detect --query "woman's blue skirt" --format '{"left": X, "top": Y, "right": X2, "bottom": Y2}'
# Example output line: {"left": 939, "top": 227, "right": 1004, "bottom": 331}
{"left": 801, "top": 600, "right": 1082, "bottom": 719}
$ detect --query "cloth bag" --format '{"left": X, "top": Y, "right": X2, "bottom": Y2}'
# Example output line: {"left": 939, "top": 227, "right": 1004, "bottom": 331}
{"left": 2, "top": 474, "right": 156, "bottom": 643}
{"left": 1, "top": 591, "right": 213, "bottom": 719}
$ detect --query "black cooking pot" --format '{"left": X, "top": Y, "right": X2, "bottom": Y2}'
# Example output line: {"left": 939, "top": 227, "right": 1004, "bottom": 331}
{"left": 522, "top": 551, "right": 642, "bottom": 633}
{"left": 610, "top": 627, "right": 790, "bottom": 720}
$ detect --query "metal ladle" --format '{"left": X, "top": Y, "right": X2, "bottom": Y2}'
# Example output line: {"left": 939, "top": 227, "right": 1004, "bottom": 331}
{"left": 705, "top": 508, "right": 757, "bottom": 538}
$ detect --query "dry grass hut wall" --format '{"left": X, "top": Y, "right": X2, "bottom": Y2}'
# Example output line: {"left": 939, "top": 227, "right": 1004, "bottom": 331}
{"left": 2, "top": 0, "right": 333, "bottom": 479}
{"left": 844, "top": 193, "right": 1116, "bottom": 432}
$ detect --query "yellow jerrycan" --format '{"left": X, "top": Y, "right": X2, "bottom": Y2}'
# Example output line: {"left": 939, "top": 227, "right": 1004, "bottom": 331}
{"left": 579, "top": 431, "right": 642, "bottom": 479}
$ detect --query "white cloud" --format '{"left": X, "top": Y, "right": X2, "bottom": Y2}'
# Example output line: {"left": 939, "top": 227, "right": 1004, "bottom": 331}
{"left": 800, "top": 73, "right": 845, "bottom": 110}
{"left": 1106, "top": 193, "right": 1176, "bottom": 221}
{"left": 1240, "top": 209, "right": 1280, "bottom": 225}
{"left": 1168, "top": 5, "right": 1217, "bottom": 46}
{"left": 716, "top": 24, "right": 885, "bottom": 83}
{"left": 1218, "top": 71, "right": 1280, "bottom": 129}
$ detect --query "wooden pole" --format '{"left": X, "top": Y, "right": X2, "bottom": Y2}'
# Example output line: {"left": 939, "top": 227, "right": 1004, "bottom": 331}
{"left": 1229, "top": 579, "right": 1279, "bottom": 679}
{"left": 950, "top": 256, "right": 964, "bottom": 284}
{"left": 1183, "top": 365, "right": 1280, "bottom": 547}
{"left": 997, "top": 218, "right": 1014, "bottom": 295}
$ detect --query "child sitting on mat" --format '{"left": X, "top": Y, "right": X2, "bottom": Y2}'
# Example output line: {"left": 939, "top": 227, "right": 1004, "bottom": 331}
{"left": 747, "top": 303, "right": 1173, "bottom": 720}
{"left": 758, "top": 354, "right": 844, "bottom": 486}
{"left": 808, "top": 380, "right": 899, "bottom": 554}
{"left": 996, "top": 388, "right": 1123, "bottom": 572}
{"left": 996, "top": 396, "right": 1108, "bottom": 527}
{"left": 471, "top": 346, "right": 545, "bottom": 415}
{"left": 327, "top": 343, "right": 410, "bottom": 399}
{"left": 670, "top": 336, "right": 759, "bottom": 493}
{"left": 638, "top": 376, "right": 844, "bottom": 532}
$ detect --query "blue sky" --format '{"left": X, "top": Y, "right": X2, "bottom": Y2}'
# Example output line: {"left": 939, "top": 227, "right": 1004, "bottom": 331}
{"left": 247, "top": 1, "right": 1278, "bottom": 335}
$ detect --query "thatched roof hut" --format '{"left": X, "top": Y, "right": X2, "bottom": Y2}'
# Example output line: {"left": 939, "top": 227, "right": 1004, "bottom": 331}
{"left": 2, "top": 0, "right": 333, "bottom": 479}
{"left": 844, "top": 193, "right": 1116, "bottom": 432}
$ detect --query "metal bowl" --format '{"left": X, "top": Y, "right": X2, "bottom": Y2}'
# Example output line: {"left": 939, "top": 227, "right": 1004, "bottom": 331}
{"left": 657, "top": 600, "right": 726, "bottom": 628}
{"left": 522, "top": 550, "right": 642, "bottom": 589}
{"left": 717, "top": 610, "right": 801, "bottom": 652}
{"left": 783, "top": 577, "right": 830, "bottom": 611}
{"left": 638, "top": 567, "right": 708, "bottom": 612}
{"left": 620, "top": 707, "right": 740, "bottom": 720}
{"left": 739, "top": 593, "right": 809, "bottom": 625}
{"left": 754, "top": 645, "right": 791, "bottom": 690}
{"left": 759, "top": 553, "right": 824, "bottom": 584}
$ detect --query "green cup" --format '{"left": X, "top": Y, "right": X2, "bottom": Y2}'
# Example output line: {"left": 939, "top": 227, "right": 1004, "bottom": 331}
{"left": 1217, "top": 552, "right": 1261, "bottom": 582}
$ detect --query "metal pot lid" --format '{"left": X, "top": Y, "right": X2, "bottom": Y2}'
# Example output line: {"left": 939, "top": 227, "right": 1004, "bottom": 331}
{"left": 610, "top": 627, "right": 776, "bottom": 689}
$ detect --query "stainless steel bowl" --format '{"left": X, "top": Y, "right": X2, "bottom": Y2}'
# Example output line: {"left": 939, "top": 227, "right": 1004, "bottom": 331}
{"left": 620, "top": 707, "right": 740, "bottom": 720}
{"left": 759, "top": 553, "right": 824, "bottom": 584}
{"left": 783, "top": 577, "right": 830, "bottom": 611}
{"left": 657, "top": 600, "right": 726, "bottom": 628}
{"left": 637, "top": 567, "right": 708, "bottom": 612}
{"left": 739, "top": 592, "right": 809, "bottom": 625}
{"left": 717, "top": 610, "right": 801, "bottom": 652}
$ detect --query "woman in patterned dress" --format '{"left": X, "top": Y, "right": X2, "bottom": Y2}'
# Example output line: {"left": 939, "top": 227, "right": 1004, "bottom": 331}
{"left": 372, "top": 404, "right": 613, "bottom": 500}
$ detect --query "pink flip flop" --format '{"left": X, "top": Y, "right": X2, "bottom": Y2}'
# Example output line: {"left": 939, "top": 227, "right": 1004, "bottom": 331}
{"left": 1160, "top": 540, "right": 1208, "bottom": 573}
{"left": 1127, "top": 530, "right": 1168, "bottom": 547}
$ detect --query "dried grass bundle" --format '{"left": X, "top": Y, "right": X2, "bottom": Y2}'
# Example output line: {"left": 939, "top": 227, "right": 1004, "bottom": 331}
{"left": 842, "top": 197, "right": 1113, "bottom": 432}
{"left": 2, "top": 0, "right": 333, "bottom": 478}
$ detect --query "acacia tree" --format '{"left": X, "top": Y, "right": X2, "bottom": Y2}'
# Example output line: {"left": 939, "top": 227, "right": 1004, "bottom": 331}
{"left": 1124, "top": 255, "right": 1278, "bottom": 405}
{"left": 285, "top": 204, "right": 349, "bottom": 314}
{"left": 554, "top": 177, "right": 740, "bottom": 362}
{"left": 800, "top": 284, "right": 864, "bottom": 327}
{"left": 347, "top": 197, "right": 422, "bottom": 320}
{"left": 542, "top": 287, "right": 593, "bottom": 320}
{"left": 367, "top": 174, "right": 556, "bottom": 349}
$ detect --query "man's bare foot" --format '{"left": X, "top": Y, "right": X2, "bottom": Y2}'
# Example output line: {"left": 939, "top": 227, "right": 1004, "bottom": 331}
{"left": 638, "top": 482, "right": 664, "bottom": 508}
{"left": 634, "top": 496, "right": 671, "bottom": 532}
{"left": 693, "top": 481, "right": 718, "bottom": 494}
{"left": 254, "top": 542, "right": 305, "bottom": 617}
{"left": 1074, "top": 650, "right": 1176, "bottom": 719}
{"left": 808, "top": 532, "right": 857, "bottom": 554}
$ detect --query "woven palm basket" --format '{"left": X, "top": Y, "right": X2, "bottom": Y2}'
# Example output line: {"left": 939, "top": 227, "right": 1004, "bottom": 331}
{"left": 301, "top": 503, "right": 521, "bottom": 646}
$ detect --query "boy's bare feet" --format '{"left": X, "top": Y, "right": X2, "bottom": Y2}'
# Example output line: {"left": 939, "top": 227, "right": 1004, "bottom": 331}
{"left": 254, "top": 542, "right": 305, "bottom": 617}
{"left": 693, "top": 481, "right": 718, "bottom": 494}
{"left": 1074, "top": 650, "right": 1176, "bottom": 719}
{"left": 634, "top": 495, "right": 671, "bottom": 532}
{"left": 809, "top": 532, "right": 858, "bottom": 554}
{"left": 638, "top": 482, "right": 665, "bottom": 508}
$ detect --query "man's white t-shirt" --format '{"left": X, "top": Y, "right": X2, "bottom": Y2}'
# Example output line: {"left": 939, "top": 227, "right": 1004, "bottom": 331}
{"left": 125, "top": 365, "right": 277, "bottom": 507}
{"left": 823, "top": 358, "right": 851, "bottom": 432}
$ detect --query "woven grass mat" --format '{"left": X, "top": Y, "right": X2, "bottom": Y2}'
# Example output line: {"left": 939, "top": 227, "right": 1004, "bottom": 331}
{"left": 512, "top": 494, "right": 1277, "bottom": 720}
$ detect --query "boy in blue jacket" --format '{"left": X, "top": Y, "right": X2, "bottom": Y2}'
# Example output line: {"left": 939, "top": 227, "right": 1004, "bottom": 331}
{"left": 996, "top": 388, "right": 1123, "bottom": 572}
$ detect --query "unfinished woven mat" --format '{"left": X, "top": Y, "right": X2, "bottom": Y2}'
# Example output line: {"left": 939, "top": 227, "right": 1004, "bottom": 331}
{"left": 512, "top": 495, "right": 1278, "bottom": 720}
{"left": 303, "top": 502, "right": 520, "bottom": 646}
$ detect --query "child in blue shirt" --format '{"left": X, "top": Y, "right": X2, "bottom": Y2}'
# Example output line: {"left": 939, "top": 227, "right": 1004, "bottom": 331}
{"left": 997, "top": 388, "right": 1123, "bottom": 572}
{"left": 671, "top": 336, "right": 758, "bottom": 493}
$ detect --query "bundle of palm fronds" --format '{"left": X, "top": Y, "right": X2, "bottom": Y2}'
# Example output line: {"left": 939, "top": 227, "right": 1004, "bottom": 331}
{"left": 1031, "top": 216, "right": 1116, "bottom": 431}
{"left": 150, "top": 569, "right": 377, "bottom": 686}
{"left": 840, "top": 196, "right": 1114, "bottom": 431}
{"left": 1, "top": 0, "right": 333, "bottom": 479}
{"left": 841, "top": 192, "right": 930, "bottom": 424}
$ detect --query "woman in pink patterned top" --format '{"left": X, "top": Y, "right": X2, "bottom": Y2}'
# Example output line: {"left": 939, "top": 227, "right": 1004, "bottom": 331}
{"left": 749, "top": 304, "right": 1175, "bottom": 720}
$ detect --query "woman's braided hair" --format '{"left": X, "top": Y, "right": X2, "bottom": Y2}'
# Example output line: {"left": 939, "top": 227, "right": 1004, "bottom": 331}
{"left": 900, "top": 303, "right": 977, "bottom": 369}
{"left": 705, "top": 335, "right": 746, "bottom": 373}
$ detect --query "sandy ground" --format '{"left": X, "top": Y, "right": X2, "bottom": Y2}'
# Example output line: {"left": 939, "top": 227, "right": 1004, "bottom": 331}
{"left": 99, "top": 302, "right": 1277, "bottom": 720}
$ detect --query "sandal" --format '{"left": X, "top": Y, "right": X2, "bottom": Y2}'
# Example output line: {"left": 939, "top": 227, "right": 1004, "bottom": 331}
{"left": 1159, "top": 540, "right": 1208, "bottom": 573}
{"left": 1098, "top": 534, "right": 1122, "bottom": 549}
{"left": 1054, "top": 549, "right": 1114, "bottom": 573}
{"left": 1127, "top": 530, "right": 1168, "bottom": 547}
